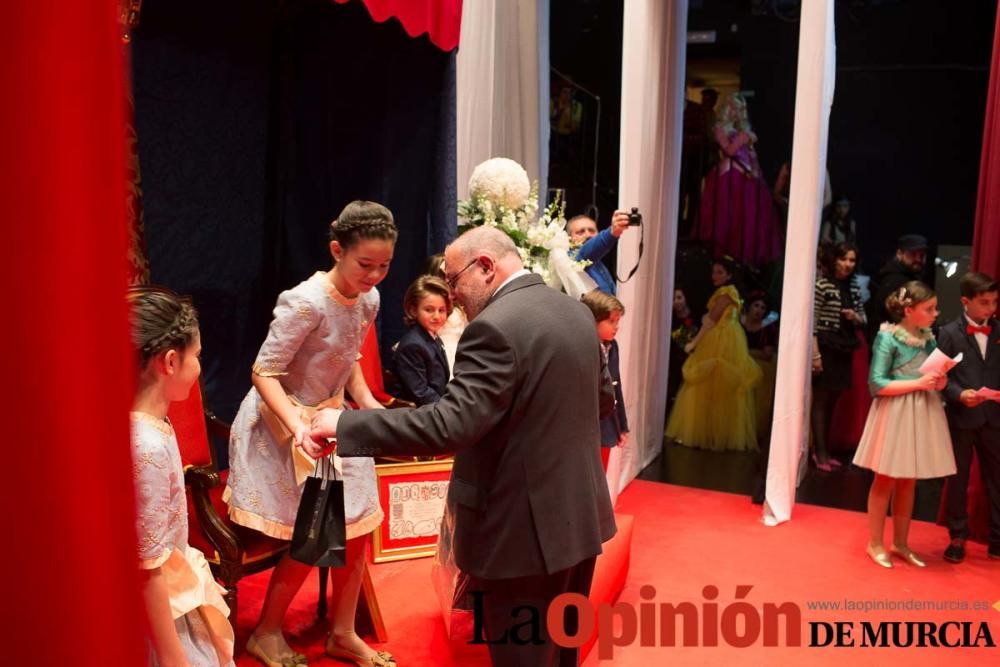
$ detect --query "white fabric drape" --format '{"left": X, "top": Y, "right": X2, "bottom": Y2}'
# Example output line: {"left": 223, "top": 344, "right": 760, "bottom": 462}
{"left": 763, "top": 0, "right": 837, "bottom": 525}
{"left": 456, "top": 0, "right": 549, "bottom": 197}
{"left": 609, "top": 0, "right": 689, "bottom": 503}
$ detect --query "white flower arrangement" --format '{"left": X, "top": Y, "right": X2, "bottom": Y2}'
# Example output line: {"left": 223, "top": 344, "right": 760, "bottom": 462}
{"left": 458, "top": 158, "right": 592, "bottom": 295}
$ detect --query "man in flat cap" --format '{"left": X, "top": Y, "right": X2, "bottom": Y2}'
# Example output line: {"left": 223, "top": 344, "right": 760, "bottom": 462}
{"left": 867, "top": 233, "right": 928, "bottom": 341}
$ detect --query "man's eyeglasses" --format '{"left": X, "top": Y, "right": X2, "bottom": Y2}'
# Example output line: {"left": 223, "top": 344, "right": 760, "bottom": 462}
{"left": 445, "top": 258, "right": 478, "bottom": 289}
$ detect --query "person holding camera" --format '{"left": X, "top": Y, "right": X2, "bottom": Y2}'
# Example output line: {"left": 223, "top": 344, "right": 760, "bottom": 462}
{"left": 566, "top": 209, "right": 634, "bottom": 295}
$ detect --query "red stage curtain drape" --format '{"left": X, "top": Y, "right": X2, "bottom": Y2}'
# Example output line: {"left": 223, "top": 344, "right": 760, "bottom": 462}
{"left": 962, "top": 3, "right": 1000, "bottom": 544}
{"left": 0, "top": 3, "right": 145, "bottom": 664}
{"left": 973, "top": 4, "right": 1000, "bottom": 278}
{"left": 333, "top": 0, "right": 462, "bottom": 51}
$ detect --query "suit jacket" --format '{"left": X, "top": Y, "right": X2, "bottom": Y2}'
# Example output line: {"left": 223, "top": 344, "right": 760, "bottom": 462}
{"left": 599, "top": 339, "right": 629, "bottom": 446}
{"left": 338, "top": 274, "right": 617, "bottom": 579}
{"left": 393, "top": 325, "right": 449, "bottom": 406}
{"left": 937, "top": 315, "right": 1000, "bottom": 429}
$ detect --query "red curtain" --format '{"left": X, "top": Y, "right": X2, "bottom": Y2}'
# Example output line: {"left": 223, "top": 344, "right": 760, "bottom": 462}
{"left": 0, "top": 3, "right": 144, "bottom": 664}
{"left": 973, "top": 5, "right": 1000, "bottom": 278}
{"left": 333, "top": 0, "right": 463, "bottom": 52}
{"left": 962, "top": 3, "right": 1000, "bottom": 544}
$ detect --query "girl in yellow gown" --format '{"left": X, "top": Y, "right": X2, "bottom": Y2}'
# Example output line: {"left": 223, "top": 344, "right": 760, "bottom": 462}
{"left": 667, "top": 258, "right": 762, "bottom": 450}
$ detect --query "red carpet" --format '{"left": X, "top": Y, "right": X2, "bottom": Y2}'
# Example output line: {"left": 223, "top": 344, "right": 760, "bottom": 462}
{"left": 235, "top": 481, "right": 998, "bottom": 666}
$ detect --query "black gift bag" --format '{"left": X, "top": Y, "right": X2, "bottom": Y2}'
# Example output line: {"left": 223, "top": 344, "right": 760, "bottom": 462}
{"left": 290, "top": 456, "right": 346, "bottom": 567}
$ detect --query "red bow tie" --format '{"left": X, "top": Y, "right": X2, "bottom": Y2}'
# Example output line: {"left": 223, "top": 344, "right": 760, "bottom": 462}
{"left": 967, "top": 324, "right": 991, "bottom": 335}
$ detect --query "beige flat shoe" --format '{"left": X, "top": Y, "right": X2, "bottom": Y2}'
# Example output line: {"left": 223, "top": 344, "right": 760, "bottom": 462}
{"left": 246, "top": 633, "right": 308, "bottom": 667}
{"left": 865, "top": 544, "right": 893, "bottom": 569}
{"left": 325, "top": 633, "right": 396, "bottom": 667}
{"left": 890, "top": 545, "right": 927, "bottom": 568}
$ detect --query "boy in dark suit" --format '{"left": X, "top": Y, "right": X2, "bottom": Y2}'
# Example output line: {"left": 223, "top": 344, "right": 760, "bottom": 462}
{"left": 938, "top": 272, "right": 1000, "bottom": 563}
{"left": 581, "top": 289, "right": 630, "bottom": 472}
{"left": 393, "top": 275, "right": 452, "bottom": 405}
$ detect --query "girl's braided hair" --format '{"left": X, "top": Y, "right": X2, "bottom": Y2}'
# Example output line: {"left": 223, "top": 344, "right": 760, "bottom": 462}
{"left": 126, "top": 287, "right": 199, "bottom": 368}
{"left": 328, "top": 200, "right": 398, "bottom": 249}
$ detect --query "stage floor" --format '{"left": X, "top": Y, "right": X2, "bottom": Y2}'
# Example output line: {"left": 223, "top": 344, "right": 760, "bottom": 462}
{"left": 236, "top": 480, "right": 997, "bottom": 666}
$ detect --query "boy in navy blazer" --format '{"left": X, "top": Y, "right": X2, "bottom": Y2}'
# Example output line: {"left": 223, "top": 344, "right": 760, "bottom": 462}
{"left": 938, "top": 272, "right": 1000, "bottom": 562}
{"left": 393, "top": 275, "right": 452, "bottom": 405}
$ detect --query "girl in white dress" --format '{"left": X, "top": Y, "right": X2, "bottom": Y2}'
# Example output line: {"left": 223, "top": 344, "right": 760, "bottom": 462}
{"left": 225, "top": 201, "right": 397, "bottom": 667}
{"left": 128, "top": 287, "right": 235, "bottom": 667}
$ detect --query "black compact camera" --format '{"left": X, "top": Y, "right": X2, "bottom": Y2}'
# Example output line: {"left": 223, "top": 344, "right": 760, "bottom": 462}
{"left": 628, "top": 207, "right": 642, "bottom": 226}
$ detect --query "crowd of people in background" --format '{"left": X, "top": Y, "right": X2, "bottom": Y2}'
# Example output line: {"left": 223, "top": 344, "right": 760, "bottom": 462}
{"left": 672, "top": 87, "right": 998, "bottom": 569}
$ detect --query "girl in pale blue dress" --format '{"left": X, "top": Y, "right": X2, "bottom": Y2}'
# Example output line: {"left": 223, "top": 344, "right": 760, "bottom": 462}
{"left": 128, "top": 288, "right": 235, "bottom": 667}
{"left": 854, "top": 282, "right": 956, "bottom": 569}
{"left": 225, "top": 201, "right": 397, "bottom": 667}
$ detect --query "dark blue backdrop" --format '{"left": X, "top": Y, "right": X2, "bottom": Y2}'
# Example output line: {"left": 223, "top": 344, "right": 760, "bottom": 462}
{"left": 133, "top": 0, "right": 457, "bottom": 465}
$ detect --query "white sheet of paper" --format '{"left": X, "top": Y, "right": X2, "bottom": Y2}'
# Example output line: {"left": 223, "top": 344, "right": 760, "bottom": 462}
{"left": 918, "top": 348, "right": 963, "bottom": 374}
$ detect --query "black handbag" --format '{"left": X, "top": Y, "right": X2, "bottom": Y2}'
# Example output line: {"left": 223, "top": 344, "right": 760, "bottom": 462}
{"left": 290, "top": 456, "right": 346, "bottom": 567}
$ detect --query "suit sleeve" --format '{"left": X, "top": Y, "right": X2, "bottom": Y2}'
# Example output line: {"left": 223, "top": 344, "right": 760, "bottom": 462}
{"left": 599, "top": 346, "right": 616, "bottom": 419}
{"left": 610, "top": 341, "right": 628, "bottom": 430}
{"left": 394, "top": 341, "right": 441, "bottom": 406}
{"left": 337, "top": 318, "right": 516, "bottom": 457}
{"left": 937, "top": 326, "right": 964, "bottom": 403}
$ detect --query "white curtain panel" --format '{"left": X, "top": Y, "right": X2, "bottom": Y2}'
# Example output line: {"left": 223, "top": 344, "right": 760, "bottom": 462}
{"left": 763, "top": 0, "right": 837, "bottom": 525}
{"left": 456, "top": 0, "right": 549, "bottom": 197}
{"left": 610, "top": 0, "right": 688, "bottom": 503}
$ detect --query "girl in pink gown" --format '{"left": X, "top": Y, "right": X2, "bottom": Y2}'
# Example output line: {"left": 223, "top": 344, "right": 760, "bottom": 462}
{"left": 696, "top": 92, "right": 783, "bottom": 267}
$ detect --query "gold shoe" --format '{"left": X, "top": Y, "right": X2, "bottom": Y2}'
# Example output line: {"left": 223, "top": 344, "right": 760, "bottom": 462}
{"left": 247, "top": 634, "right": 308, "bottom": 667}
{"left": 326, "top": 633, "right": 396, "bottom": 667}
{"left": 891, "top": 545, "right": 927, "bottom": 568}
{"left": 866, "top": 544, "right": 893, "bottom": 569}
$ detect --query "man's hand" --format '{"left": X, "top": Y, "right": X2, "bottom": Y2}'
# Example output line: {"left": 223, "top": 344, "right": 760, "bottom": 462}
{"left": 617, "top": 432, "right": 628, "bottom": 448}
{"left": 610, "top": 210, "right": 630, "bottom": 238}
{"left": 960, "top": 388, "right": 986, "bottom": 407}
{"left": 311, "top": 408, "right": 342, "bottom": 442}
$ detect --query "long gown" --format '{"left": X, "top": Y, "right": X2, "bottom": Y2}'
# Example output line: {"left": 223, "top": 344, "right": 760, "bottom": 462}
{"left": 667, "top": 285, "right": 762, "bottom": 451}
{"left": 131, "top": 413, "right": 235, "bottom": 667}
{"left": 225, "top": 272, "right": 383, "bottom": 540}
{"left": 696, "top": 130, "right": 783, "bottom": 267}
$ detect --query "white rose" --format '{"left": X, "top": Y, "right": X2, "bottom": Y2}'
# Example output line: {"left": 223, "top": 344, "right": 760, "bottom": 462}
{"left": 468, "top": 158, "right": 531, "bottom": 210}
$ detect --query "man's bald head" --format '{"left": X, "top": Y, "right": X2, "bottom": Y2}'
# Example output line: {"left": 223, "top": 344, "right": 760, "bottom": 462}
{"left": 444, "top": 227, "right": 524, "bottom": 319}
{"left": 449, "top": 226, "right": 521, "bottom": 264}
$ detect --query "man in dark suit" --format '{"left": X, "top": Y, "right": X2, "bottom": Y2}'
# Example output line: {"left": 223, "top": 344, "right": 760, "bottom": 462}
{"left": 310, "top": 226, "right": 617, "bottom": 666}
{"left": 867, "top": 234, "right": 927, "bottom": 341}
{"left": 937, "top": 272, "right": 1000, "bottom": 563}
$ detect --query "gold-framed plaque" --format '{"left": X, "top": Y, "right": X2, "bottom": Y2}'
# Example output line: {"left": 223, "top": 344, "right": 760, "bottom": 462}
{"left": 371, "top": 459, "right": 453, "bottom": 563}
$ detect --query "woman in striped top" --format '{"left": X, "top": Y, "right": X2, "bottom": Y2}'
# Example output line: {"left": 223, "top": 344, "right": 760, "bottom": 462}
{"left": 811, "top": 242, "right": 866, "bottom": 471}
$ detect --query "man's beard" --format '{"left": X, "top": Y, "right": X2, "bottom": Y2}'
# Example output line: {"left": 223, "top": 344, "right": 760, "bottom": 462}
{"left": 460, "top": 285, "right": 492, "bottom": 320}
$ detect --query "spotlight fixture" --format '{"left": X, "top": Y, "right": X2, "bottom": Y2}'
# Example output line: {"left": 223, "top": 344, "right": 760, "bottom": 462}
{"left": 934, "top": 256, "right": 958, "bottom": 278}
